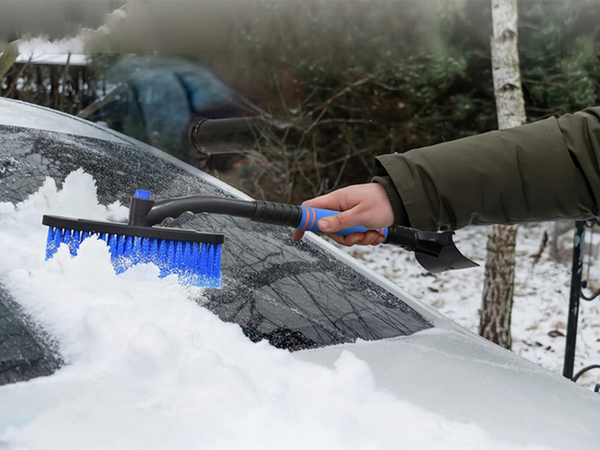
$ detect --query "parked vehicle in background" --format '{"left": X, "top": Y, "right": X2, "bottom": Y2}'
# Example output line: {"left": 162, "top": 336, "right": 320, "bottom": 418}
{"left": 80, "top": 54, "right": 243, "bottom": 165}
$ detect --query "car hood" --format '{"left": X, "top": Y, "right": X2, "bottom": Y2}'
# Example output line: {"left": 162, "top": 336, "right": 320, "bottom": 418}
{"left": 297, "top": 327, "right": 600, "bottom": 449}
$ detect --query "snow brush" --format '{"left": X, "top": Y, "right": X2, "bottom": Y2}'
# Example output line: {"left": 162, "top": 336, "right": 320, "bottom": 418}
{"left": 42, "top": 190, "right": 478, "bottom": 288}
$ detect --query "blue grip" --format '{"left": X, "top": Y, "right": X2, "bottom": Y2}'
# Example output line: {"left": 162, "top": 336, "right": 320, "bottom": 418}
{"left": 296, "top": 206, "right": 388, "bottom": 239}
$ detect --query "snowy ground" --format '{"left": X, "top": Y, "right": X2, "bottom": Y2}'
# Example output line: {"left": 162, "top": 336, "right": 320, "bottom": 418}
{"left": 341, "top": 222, "right": 600, "bottom": 390}
{"left": 0, "top": 171, "right": 555, "bottom": 450}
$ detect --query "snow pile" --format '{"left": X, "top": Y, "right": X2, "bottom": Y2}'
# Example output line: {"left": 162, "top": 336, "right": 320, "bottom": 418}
{"left": 346, "top": 223, "right": 600, "bottom": 388}
{"left": 0, "top": 171, "right": 550, "bottom": 450}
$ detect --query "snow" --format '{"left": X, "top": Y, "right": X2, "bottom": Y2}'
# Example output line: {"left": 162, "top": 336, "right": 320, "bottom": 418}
{"left": 15, "top": 38, "right": 87, "bottom": 66}
{"left": 0, "top": 170, "right": 552, "bottom": 450}
{"left": 17, "top": 37, "right": 83, "bottom": 55}
{"left": 343, "top": 222, "right": 600, "bottom": 389}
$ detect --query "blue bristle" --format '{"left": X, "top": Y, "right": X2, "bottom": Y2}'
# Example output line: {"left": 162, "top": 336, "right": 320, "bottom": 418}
{"left": 175, "top": 241, "right": 184, "bottom": 274}
{"left": 191, "top": 242, "right": 200, "bottom": 269}
{"left": 45, "top": 227, "right": 57, "bottom": 260}
{"left": 110, "top": 235, "right": 123, "bottom": 274}
{"left": 116, "top": 234, "right": 125, "bottom": 257}
{"left": 140, "top": 238, "right": 149, "bottom": 264}
{"left": 69, "top": 230, "right": 80, "bottom": 256}
{"left": 131, "top": 236, "right": 141, "bottom": 265}
{"left": 53, "top": 228, "right": 63, "bottom": 254}
{"left": 213, "top": 245, "right": 222, "bottom": 287}
{"left": 182, "top": 242, "right": 195, "bottom": 286}
{"left": 199, "top": 243, "right": 209, "bottom": 281}
{"left": 167, "top": 240, "right": 176, "bottom": 273}
{"left": 157, "top": 239, "right": 168, "bottom": 276}
{"left": 61, "top": 229, "right": 72, "bottom": 247}
{"left": 183, "top": 241, "right": 192, "bottom": 270}
{"left": 107, "top": 234, "right": 117, "bottom": 261}
{"left": 124, "top": 236, "right": 134, "bottom": 259}
{"left": 44, "top": 226, "right": 221, "bottom": 288}
{"left": 149, "top": 238, "right": 159, "bottom": 265}
{"left": 209, "top": 243, "right": 217, "bottom": 278}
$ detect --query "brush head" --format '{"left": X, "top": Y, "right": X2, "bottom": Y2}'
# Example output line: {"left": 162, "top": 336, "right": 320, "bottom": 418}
{"left": 42, "top": 215, "right": 224, "bottom": 288}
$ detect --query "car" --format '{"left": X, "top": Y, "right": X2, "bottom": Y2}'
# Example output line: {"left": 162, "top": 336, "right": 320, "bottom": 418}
{"left": 81, "top": 54, "right": 242, "bottom": 164}
{"left": 0, "top": 97, "right": 599, "bottom": 449}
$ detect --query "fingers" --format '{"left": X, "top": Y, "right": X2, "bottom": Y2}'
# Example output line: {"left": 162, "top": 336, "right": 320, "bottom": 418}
{"left": 301, "top": 189, "right": 351, "bottom": 211}
{"left": 293, "top": 184, "right": 391, "bottom": 242}
{"left": 371, "top": 234, "right": 386, "bottom": 246}
{"left": 294, "top": 228, "right": 385, "bottom": 247}
{"left": 355, "top": 230, "right": 385, "bottom": 246}
{"left": 324, "top": 230, "right": 385, "bottom": 247}
{"left": 301, "top": 198, "right": 364, "bottom": 235}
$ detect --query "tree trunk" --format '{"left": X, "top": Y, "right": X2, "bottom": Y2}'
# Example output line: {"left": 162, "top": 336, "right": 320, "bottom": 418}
{"left": 479, "top": 0, "right": 526, "bottom": 349}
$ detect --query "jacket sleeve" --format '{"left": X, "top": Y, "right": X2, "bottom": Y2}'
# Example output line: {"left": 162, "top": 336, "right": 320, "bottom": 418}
{"left": 376, "top": 107, "right": 600, "bottom": 231}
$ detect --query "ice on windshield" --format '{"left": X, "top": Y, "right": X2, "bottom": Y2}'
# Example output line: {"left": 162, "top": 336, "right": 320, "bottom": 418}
{"left": 0, "top": 170, "right": 551, "bottom": 450}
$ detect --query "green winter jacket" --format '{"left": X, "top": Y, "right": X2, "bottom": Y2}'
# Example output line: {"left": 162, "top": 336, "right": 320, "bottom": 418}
{"left": 374, "top": 107, "right": 600, "bottom": 232}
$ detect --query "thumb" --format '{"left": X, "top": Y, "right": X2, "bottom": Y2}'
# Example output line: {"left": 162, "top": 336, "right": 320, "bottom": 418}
{"left": 317, "top": 208, "right": 362, "bottom": 233}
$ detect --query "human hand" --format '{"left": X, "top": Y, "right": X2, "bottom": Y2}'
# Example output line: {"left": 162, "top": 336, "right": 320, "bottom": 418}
{"left": 291, "top": 183, "right": 394, "bottom": 246}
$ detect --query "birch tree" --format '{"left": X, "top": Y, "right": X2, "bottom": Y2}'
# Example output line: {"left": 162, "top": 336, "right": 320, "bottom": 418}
{"left": 479, "top": 0, "right": 526, "bottom": 349}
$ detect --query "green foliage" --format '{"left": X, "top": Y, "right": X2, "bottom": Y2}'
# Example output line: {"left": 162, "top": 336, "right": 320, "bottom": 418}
{"left": 207, "top": 0, "right": 496, "bottom": 202}
{"left": 519, "top": 0, "right": 600, "bottom": 118}
{"left": 89, "top": 0, "right": 600, "bottom": 203}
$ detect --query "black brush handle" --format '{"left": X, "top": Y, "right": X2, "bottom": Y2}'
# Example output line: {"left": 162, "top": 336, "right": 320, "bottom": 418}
{"left": 144, "top": 196, "right": 303, "bottom": 228}
{"left": 145, "top": 196, "right": 256, "bottom": 226}
{"left": 251, "top": 201, "right": 303, "bottom": 227}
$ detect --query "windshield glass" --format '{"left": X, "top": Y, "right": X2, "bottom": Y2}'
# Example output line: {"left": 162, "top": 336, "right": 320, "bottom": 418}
{"left": 0, "top": 123, "right": 431, "bottom": 363}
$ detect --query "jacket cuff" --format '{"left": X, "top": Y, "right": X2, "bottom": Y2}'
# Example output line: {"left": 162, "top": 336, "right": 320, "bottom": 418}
{"left": 371, "top": 176, "right": 411, "bottom": 227}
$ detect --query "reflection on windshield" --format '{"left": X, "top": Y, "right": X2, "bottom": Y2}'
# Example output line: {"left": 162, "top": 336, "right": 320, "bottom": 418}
{"left": 0, "top": 124, "right": 431, "bottom": 361}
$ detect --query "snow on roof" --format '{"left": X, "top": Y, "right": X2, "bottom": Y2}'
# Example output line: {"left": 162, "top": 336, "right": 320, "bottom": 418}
{"left": 15, "top": 53, "right": 88, "bottom": 66}
{"left": 14, "top": 37, "right": 87, "bottom": 66}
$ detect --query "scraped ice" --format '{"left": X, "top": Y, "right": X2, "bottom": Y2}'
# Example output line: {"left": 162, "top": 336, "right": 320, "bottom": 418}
{"left": 0, "top": 171, "right": 551, "bottom": 450}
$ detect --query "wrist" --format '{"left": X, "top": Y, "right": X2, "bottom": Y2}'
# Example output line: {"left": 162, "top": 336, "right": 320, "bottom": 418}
{"left": 371, "top": 176, "right": 410, "bottom": 227}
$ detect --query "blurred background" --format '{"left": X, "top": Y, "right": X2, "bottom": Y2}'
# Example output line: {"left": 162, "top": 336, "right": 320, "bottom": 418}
{"left": 3, "top": 0, "right": 600, "bottom": 204}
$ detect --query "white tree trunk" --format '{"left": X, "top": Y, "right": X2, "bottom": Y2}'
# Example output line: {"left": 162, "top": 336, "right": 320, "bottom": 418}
{"left": 490, "top": 0, "right": 526, "bottom": 129}
{"left": 479, "top": 0, "right": 526, "bottom": 349}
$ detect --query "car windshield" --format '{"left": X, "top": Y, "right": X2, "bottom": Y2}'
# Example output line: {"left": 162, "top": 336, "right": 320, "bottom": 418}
{"left": 0, "top": 121, "right": 431, "bottom": 385}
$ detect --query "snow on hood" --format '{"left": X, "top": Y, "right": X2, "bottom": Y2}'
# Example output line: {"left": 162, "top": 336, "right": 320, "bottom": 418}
{"left": 0, "top": 170, "right": 551, "bottom": 450}
{"left": 298, "top": 328, "right": 600, "bottom": 449}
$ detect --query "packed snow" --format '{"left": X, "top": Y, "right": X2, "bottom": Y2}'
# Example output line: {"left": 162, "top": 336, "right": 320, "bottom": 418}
{"left": 0, "top": 170, "right": 552, "bottom": 450}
